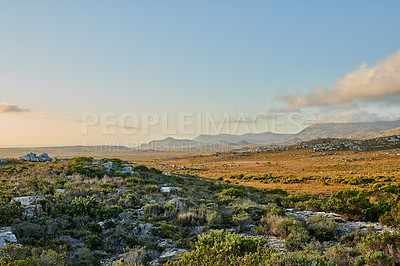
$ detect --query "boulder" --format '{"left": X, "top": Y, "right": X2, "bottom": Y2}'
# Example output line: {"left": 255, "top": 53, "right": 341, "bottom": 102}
{"left": 37, "top": 153, "right": 51, "bottom": 162}
{"left": 160, "top": 187, "right": 182, "bottom": 194}
{"left": 13, "top": 196, "right": 45, "bottom": 207}
{"left": 120, "top": 166, "right": 133, "bottom": 172}
{"left": 134, "top": 223, "right": 154, "bottom": 241}
{"left": 55, "top": 189, "right": 66, "bottom": 194}
{"left": 0, "top": 227, "right": 17, "bottom": 249}
{"left": 19, "top": 152, "right": 51, "bottom": 162}
{"left": 103, "top": 161, "right": 113, "bottom": 169}
{"left": 168, "top": 198, "right": 182, "bottom": 208}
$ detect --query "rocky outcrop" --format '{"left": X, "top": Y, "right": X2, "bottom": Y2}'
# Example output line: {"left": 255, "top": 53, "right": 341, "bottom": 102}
{"left": 19, "top": 152, "right": 51, "bottom": 162}
{"left": 150, "top": 239, "right": 186, "bottom": 265}
{"left": 13, "top": 196, "right": 45, "bottom": 216}
{"left": 0, "top": 227, "right": 17, "bottom": 249}
{"left": 160, "top": 187, "right": 181, "bottom": 194}
{"left": 286, "top": 209, "right": 394, "bottom": 236}
{"left": 13, "top": 196, "right": 45, "bottom": 207}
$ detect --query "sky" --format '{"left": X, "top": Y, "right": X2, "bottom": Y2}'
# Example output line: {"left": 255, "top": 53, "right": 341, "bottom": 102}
{"left": 1, "top": 1, "right": 400, "bottom": 147}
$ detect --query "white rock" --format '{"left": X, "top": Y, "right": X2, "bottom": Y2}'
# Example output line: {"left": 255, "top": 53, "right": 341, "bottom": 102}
{"left": 13, "top": 196, "right": 45, "bottom": 207}
{"left": 103, "top": 161, "right": 113, "bottom": 169}
{"left": 0, "top": 227, "right": 17, "bottom": 249}
{"left": 19, "top": 152, "right": 51, "bottom": 162}
{"left": 160, "top": 187, "right": 182, "bottom": 193}
{"left": 55, "top": 189, "right": 66, "bottom": 194}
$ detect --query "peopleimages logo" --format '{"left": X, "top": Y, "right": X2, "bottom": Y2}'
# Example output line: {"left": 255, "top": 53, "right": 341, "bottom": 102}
{"left": 81, "top": 112, "right": 308, "bottom": 136}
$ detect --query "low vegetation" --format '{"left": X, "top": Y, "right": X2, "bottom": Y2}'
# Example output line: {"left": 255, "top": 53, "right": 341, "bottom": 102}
{"left": 0, "top": 154, "right": 399, "bottom": 265}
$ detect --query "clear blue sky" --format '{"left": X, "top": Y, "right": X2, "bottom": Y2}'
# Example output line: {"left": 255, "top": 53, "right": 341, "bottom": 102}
{"left": 1, "top": 1, "right": 400, "bottom": 145}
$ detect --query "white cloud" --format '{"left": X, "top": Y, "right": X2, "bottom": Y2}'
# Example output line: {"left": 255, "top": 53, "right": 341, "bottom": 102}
{"left": 0, "top": 102, "right": 30, "bottom": 114}
{"left": 277, "top": 49, "right": 400, "bottom": 108}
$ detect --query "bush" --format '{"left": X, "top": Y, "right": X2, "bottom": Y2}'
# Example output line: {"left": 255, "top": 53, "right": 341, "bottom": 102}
{"left": 177, "top": 212, "right": 202, "bottom": 226}
{"left": 307, "top": 215, "right": 338, "bottom": 241}
{"left": 0, "top": 244, "right": 70, "bottom": 265}
{"left": 68, "top": 196, "right": 112, "bottom": 218}
{"left": 0, "top": 199, "right": 24, "bottom": 226}
{"left": 133, "top": 165, "right": 149, "bottom": 172}
{"left": 358, "top": 231, "right": 400, "bottom": 262}
{"left": 262, "top": 214, "right": 303, "bottom": 238}
{"left": 231, "top": 212, "right": 251, "bottom": 231}
{"left": 114, "top": 247, "right": 147, "bottom": 266}
{"left": 323, "top": 189, "right": 372, "bottom": 220}
{"left": 284, "top": 227, "right": 310, "bottom": 251}
{"left": 219, "top": 188, "right": 246, "bottom": 198}
{"left": 175, "top": 230, "right": 266, "bottom": 265}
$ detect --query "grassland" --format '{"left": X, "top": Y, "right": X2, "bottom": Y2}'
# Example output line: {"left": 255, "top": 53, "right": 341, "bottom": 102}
{"left": 0, "top": 141, "right": 400, "bottom": 265}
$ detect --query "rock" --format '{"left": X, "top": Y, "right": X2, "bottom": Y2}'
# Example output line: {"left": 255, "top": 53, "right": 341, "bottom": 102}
{"left": 117, "top": 188, "right": 128, "bottom": 194}
{"left": 55, "top": 189, "right": 66, "bottom": 194}
{"left": 118, "top": 211, "right": 133, "bottom": 224}
{"left": 162, "top": 171, "right": 171, "bottom": 176}
{"left": 19, "top": 152, "right": 51, "bottom": 162}
{"left": 98, "top": 221, "right": 105, "bottom": 229}
{"left": 0, "top": 159, "right": 7, "bottom": 163}
{"left": 37, "top": 153, "right": 51, "bottom": 162}
{"left": 120, "top": 166, "right": 133, "bottom": 173}
{"left": 266, "top": 236, "right": 285, "bottom": 252}
{"left": 159, "top": 249, "right": 186, "bottom": 259}
{"left": 13, "top": 196, "right": 45, "bottom": 207}
{"left": 286, "top": 209, "right": 394, "bottom": 236}
{"left": 160, "top": 187, "right": 182, "bottom": 194}
{"left": 0, "top": 227, "right": 17, "bottom": 249}
{"left": 134, "top": 223, "right": 154, "bottom": 241}
{"left": 103, "top": 161, "right": 113, "bottom": 169}
{"left": 168, "top": 198, "right": 182, "bottom": 208}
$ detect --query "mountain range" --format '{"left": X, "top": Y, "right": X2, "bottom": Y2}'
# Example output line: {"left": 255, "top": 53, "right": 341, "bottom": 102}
{"left": 138, "top": 120, "right": 400, "bottom": 151}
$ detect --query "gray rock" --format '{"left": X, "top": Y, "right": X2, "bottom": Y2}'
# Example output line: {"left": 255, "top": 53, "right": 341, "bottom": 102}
{"left": 120, "top": 166, "right": 133, "bottom": 173}
{"left": 13, "top": 196, "right": 45, "bottom": 207}
{"left": 159, "top": 249, "right": 186, "bottom": 259}
{"left": 0, "top": 227, "right": 17, "bottom": 249}
{"left": 117, "top": 188, "right": 128, "bottom": 194}
{"left": 55, "top": 189, "right": 66, "bottom": 194}
{"left": 103, "top": 161, "right": 113, "bottom": 169}
{"left": 286, "top": 209, "right": 394, "bottom": 236}
{"left": 160, "top": 187, "right": 182, "bottom": 194}
{"left": 168, "top": 198, "right": 182, "bottom": 208}
{"left": 133, "top": 223, "right": 154, "bottom": 241}
{"left": 19, "top": 152, "right": 51, "bottom": 162}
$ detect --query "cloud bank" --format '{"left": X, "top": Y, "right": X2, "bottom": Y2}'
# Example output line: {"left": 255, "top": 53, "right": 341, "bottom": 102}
{"left": 277, "top": 49, "right": 400, "bottom": 108}
{"left": 0, "top": 102, "right": 31, "bottom": 114}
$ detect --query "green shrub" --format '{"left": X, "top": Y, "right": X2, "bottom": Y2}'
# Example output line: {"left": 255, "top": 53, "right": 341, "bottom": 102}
{"left": 307, "top": 215, "right": 338, "bottom": 241}
{"left": 175, "top": 230, "right": 266, "bottom": 265}
{"left": 219, "top": 188, "right": 246, "bottom": 198}
{"left": 68, "top": 196, "right": 112, "bottom": 218}
{"left": 358, "top": 231, "right": 400, "bottom": 262}
{"left": 0, "top": 244, "right": 70, "bottom": 265}
{"left": 133, "top": 165, "right": 149, "bottom": 172}
{"left": 0, "top": 199, "right": 24, "bottom": 226}
{"left": 284, "top": 227, "right": 310, "bottom": 251}
{"left": 323, "top": 189, "right": 372, "bottom": 220}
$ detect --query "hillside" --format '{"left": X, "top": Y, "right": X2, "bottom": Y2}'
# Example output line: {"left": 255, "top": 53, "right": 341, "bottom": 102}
{"left": 289, "top": 120, "right": 400, "bottom": 143}
{"left": 0, "top": 154, "right": 400, "bottom": 265}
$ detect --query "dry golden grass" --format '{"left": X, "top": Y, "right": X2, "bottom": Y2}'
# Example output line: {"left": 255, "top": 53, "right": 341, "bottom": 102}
{"left": 2, "top": 147, "right": 400, "bottom": 197}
